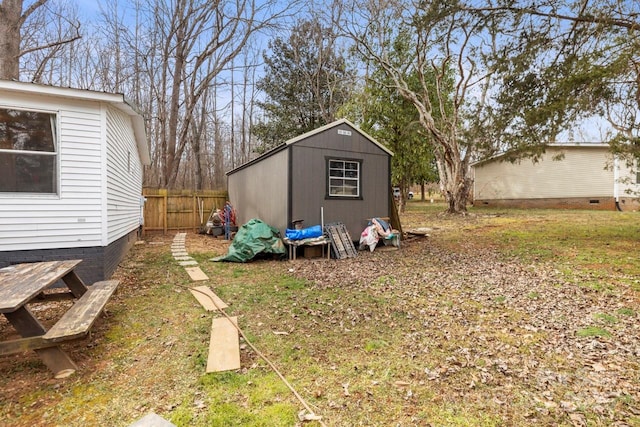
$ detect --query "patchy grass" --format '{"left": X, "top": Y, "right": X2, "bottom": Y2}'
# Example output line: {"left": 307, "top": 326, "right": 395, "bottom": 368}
{"left": 1, "top": 202, "right": 638, "bottom": 426}
{"left": 617, "top": 307, "right": 636, "bottom": 317}
{"left": 593, "top": 312, "right": 618, "bottom": 324}
{"left": 576, "top": 326, "right": 612, "bottom": 338}
{"left": 469, "top": 207, "right": 639, "bottom": 279}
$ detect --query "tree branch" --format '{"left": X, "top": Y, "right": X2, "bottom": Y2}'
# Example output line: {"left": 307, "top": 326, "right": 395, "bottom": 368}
{"left": 19, "top": 0, "right": 49, "bottom": 26}
{"left": 465, "top": 5, "right": 639, "bottom": 31}
{"left": 19, "top": 29, "right": 81, "bottom": 58}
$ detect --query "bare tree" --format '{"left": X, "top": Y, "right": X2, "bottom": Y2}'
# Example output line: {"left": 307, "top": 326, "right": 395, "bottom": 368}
{"left": 238, "top": 46, "right": 261, "bottom": 164}
{"left": 224, "top": 44, "right": 262, "bottom": 167}
{"left": 340, "top": 0, "right": 495, "bottom": 213}
{"left": 0, "top": 0, "right": 80, "bottom": 81}
{"left": 211, "top": 92, "right": 226, "bottom": 190}
{"left": 145, "top": 0, "right": 295, "bottom": 189}
{"left": 0, "top": 0, "right": 44, "bottom": 80}
{"left": 3, "top": 0, "right": 298, "bottom": 191}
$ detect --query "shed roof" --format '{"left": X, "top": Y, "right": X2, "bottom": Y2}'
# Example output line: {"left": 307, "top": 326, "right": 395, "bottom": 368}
{"left": 227, "top": 118, "right": 393, "bottom": 176}
{"left": 0, "top": 80, "right": 150, "bottom": 165}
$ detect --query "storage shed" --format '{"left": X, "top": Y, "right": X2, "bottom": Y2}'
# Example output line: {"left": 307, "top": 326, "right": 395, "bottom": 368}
{"left": 0, "top": 81, "right": 151, "bottom": 283}
{"left": 227, "top": 119, "right": 394, "bottom": 241}
{"left": 472, "top": 144, "right": 639, "bottom": 210}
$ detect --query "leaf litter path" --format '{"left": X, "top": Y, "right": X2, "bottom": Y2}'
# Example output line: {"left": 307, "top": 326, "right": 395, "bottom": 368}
{"left": 286, "top": 235, "right": 640, "bottom": 425}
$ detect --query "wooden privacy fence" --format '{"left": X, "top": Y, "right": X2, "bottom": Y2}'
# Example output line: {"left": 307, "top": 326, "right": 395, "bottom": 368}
{"left": 142, "top": 189, "right": 228, "bottom": 234}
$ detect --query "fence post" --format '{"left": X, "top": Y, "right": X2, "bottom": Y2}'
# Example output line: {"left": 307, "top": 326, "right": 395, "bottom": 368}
{"left": 162, "top": 190, "right": 168, "bottom": 234}
{"left": 192, "top": 194, "right": 197, "bottom": 233}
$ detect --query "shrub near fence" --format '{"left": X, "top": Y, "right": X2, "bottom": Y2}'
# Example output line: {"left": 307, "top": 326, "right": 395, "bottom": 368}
{"left": 142, "top": 189, "right": 228, "bottom": 234}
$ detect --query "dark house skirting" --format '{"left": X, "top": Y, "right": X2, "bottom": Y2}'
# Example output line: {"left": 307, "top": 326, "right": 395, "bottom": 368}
{"left": 0, "top": 229, "right": 138, "bottom": 285}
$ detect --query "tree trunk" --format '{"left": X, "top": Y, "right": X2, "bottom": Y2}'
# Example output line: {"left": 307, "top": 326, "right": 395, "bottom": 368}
{"left": 0, "top": 0, "right": 23, "bottom": 80}
{"left": 437, "top": 156, "right": 472, "bottom": 214}
{"left": 165, "top": 41, "right": 185, "bottom": 189}
{"left": 213, "top": 118, "right": 225, "bottom": 189}
{"left": 192, "top": 90, "right": 210, "bottom": 191}
{"left": 211, "top": 83, "right": 225, "bottom": 189}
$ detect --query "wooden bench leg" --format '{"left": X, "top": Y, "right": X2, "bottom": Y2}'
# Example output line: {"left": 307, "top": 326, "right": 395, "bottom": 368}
{"left": 4, "top": 307, "right": 77, "bottom": 378}
{"left": 34, "top": 347, "right": 77, "bottom": 378}
{"left": 62, "top": 270, "right": 89, "bottom": 298}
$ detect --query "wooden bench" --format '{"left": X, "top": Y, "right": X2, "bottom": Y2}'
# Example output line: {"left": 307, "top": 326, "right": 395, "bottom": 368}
{"left": 0, "top": 260, "right": 85, "bottom": 315}
{"left": 1, "top": 261, "right": 119, "bottom": 377}
{"left": 44, "top": 280, "right": 119, "bottom": 342}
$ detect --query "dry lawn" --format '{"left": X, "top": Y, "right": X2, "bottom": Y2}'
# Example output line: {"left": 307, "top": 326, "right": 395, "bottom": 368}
{"left": 0, "top": 204, "right": 638, "bottom": 426}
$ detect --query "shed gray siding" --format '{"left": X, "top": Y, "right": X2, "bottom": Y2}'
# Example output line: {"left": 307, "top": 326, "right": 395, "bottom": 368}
{"left": 290, "top": 123, "right": 391, "bottom": 240}
{"left": 228, "top": 148, "right": 289, "bottom": 232}
{"left": 227, "top": 120, "right": 393, "bottom": 244}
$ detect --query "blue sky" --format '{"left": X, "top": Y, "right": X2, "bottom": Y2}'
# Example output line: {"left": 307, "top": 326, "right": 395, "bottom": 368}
{"left": 75, "top": 0, "right": 102, "bottom": 17}
{"left": 67, "top": 0, "right": 612, "bottom": 142}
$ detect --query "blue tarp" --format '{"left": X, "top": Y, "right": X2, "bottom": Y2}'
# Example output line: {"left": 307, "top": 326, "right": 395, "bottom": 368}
{"left": 285, "top": 225, "right": 323, "bottom": 240}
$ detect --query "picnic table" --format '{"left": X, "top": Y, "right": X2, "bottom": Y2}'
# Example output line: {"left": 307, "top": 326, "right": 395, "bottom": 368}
{"left": 0, "top": 260, "right": 119, "bottom": 378}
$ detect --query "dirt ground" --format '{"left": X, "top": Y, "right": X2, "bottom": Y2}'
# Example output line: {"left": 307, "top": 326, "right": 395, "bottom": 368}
{"left": 283, "top": 233, "right": 640, "bottom": 425}
{"left": 1, "top": 227, "right": 639, "bottom": 426}
{"left": 0, "top": 233, "right": 229, "bottom": 398}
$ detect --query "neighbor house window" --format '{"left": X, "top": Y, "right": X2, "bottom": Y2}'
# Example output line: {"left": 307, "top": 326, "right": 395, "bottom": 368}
{"left": 0, "top": 108, "right": 57, "bottom": 194}
{"left": 328, "top": 158, "right": 361, "bottom": 197}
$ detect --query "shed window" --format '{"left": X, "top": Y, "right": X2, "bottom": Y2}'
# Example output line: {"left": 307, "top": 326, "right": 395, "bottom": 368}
{"left": 0, "top": 108, "right": 57, "bottom": 194}
{"left": 328, "top": 159, "right": 360, "bottom": 197}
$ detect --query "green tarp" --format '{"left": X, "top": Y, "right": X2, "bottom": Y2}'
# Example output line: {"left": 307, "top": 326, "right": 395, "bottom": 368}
{"left": 211, "top": 218, "right": 286, "bottom": 262}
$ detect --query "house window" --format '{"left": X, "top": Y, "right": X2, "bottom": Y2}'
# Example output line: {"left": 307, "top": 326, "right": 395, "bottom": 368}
{"left": 0, "top": 108, "right": 57, "bottom": 194}
{"left": 328, "top": 159, "right": 361, "bottom": 197}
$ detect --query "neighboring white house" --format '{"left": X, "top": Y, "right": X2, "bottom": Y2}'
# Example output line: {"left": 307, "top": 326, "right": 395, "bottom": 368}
{"left": 472, "top": 144, "right": 639, "bottom": 211}
{"left": 0, "top": 81, "right": 150, "bottom": 284}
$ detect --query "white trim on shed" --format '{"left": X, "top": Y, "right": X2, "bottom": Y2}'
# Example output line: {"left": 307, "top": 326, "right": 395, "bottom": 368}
{"left": 284, "top": 118, "right": 394, "bottom": 156}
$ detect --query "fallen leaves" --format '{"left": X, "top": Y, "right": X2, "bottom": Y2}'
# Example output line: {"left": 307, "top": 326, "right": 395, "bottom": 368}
{"left": 342, "top": 382, "right": 350, "bottom": 396}
{"left": 287, "top": 231, "right": 640, "bottom": 425}
{"left": 1, "top": 225, "right": 637, "bottom": 426}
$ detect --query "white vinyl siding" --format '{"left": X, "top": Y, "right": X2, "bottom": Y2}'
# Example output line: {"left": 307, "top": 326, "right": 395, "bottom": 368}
{"left": 0, "top": 95, "right": 103, "bottom": 251}
{"left": 474, "top": 146, "right": 614, "bottom": 200}
{"left": 105, "top": 105, "right": 144, "bottom": 244}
